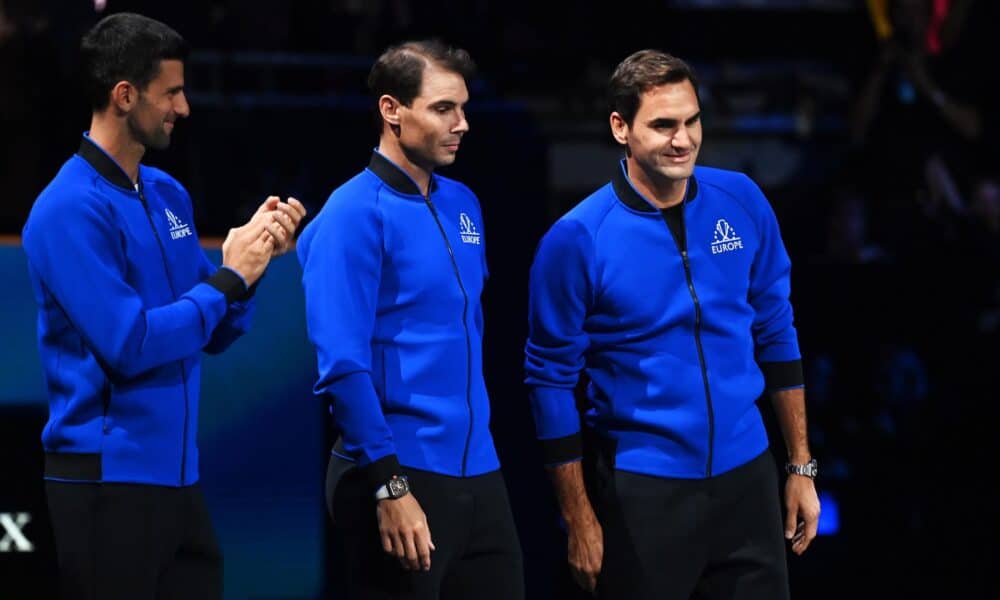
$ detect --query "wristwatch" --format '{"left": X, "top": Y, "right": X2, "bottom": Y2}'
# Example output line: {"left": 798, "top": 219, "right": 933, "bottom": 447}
{"left": 374, "top": 475, "right": 410, "bottom": 500}
{"left": 785, "top": 459, "right": 818, "bottom": 479}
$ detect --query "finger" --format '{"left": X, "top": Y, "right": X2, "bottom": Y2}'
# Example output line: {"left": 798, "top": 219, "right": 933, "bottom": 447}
{"left": 286, "top": 196, "right": 307, "bottom": 219}
{"left": 264, "top": 222, "right": 288, "bottom": 247}
{"left": 415, "top": 526, "right": 433, "bottom": 571}
{"left": 256, "top": 228, "right": 274, "bottom": 245}
{"left": 803, "top": 515, "right": 819, "bottom": 546}
{"left": 274, "top": 202, "right": 302, "bottom": 228}
{"left": 255, "top": 195, "right": 281, "bottom": 216}
{"left": 403, "top": 531, "right": 421, "bottom": 571}
{"left": 391, "top": 532, "right": 406, "bottom": 559}
{"left": 380, "top": 531, "right": 393, "bottom": 554}
{"left": 586, "top": 571, "right": 598, "bottom": 593}
{"left": 271, "top": 208, "right": 297, "bottom": 234}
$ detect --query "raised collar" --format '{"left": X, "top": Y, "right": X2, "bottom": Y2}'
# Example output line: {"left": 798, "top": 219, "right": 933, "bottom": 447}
{"left": 611, "top": 159, "right": 698, "bottom": 213}
{"left": 367, "top": 150, "right": 438, "bottom": 196}
{"left": 77, "top": 133, "right": 136, "bottom": 191}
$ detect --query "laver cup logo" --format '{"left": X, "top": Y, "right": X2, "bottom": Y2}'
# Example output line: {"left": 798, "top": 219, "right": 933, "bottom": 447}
{"left": 458, "top": 212, "right": 481, "bottom": 245}
{"left": 711, "top": 219, "right": 743, "bottom": 255}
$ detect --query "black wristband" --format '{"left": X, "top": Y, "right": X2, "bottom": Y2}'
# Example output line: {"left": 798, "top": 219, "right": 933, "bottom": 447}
{"left": 365, "top": 454, "right": 403, "bottom": 491}
{"left": 205, "top": 268, "right": 247, "bottom": 305}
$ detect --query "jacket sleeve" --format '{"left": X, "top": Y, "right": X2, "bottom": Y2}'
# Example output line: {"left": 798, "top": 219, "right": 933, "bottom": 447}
{"left": 198, "top": 252, "right": 256, "bottom": 355}
{"left": 22, "top": 193, "right": 244, "bottom": 380}
{"left": 744, "top": 176, "right": 804, "bottom": 391}
{"left": 524, "top": 219, "right": 595, "bottom": 465}
{"left": 297, "top": 191, "right": 400, "bottom": 489}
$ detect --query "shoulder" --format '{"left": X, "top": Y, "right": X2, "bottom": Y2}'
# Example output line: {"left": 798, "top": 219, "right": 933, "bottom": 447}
{"left": 434, "top": 175, "right": 480, "bottom": 205}
{"left": 696, "top": 165, "right": 771, "bottom": 215}
{"left": 560, "top": 183, "right": 619, "bottom": 233}
{"left": 536, "top": 184, "right": 617, "bottom": 257}
{"left": 322, "top": 170, "right": 386, "bottom": 216}
{"left": 695, "top": 165, "right": 760, "bottom": 195}
{"left": 25, "top": 157, "right": 108, "bottom": 233}
{"left": 298, "top": 171, "right": 382, "bottom": 250}
{"left": 141, "top": 165, "right": 193, "bottom": 206}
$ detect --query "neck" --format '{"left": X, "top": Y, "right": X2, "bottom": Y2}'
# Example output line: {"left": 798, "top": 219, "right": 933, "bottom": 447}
{"left": 377, "top": 135, "right": 433, "bottom": 196}
{"left": 88, "top": 112, "right": 145, "bottom": 184}
{"left": 625, "top": 156, "right": 687, "bottom": 209}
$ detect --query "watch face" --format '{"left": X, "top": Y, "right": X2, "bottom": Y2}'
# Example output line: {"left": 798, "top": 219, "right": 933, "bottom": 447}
{"left": 387, "top": 478, "right": 408, "bottom": 497}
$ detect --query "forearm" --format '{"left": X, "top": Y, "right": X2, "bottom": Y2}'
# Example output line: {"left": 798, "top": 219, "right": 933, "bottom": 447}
{"left": 547, "top": 460, "right": 597, "bottom": 527}
{"left": 769, "top": 387, "right": 811, "bottom": 463}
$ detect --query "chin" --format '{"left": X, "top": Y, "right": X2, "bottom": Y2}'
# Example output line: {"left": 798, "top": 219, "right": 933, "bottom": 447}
{"left": 436, "top": 154, "right": 458, "bottom": 167}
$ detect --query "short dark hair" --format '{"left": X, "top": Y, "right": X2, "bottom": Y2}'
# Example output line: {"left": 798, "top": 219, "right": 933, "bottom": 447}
{"left": 608, "top": 50, "right": 700, "bottom": 126}
{"left": 80, "top": 12, "right": 189, "bottom": 110}
{"left": 367, "top": 39, "right": 475, "bottom": 133}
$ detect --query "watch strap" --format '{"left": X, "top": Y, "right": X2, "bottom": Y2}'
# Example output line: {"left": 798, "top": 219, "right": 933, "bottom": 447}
{"left": 785, "top": 458, "right": 818, "bottom": 479}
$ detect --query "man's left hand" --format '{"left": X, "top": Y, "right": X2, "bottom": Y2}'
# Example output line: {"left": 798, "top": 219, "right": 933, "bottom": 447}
{"left": 784, "top": 475, "right": 820, "bottom": 555}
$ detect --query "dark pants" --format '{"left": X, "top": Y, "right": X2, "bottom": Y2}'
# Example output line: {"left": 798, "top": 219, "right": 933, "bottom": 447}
{"left": 588, "top": 448, "right": 790, "bottom": 600}
{"left": 45, "top": 481, "right": 223, "bottom": 600}
{"left": 326, "top": 456, "right": 524, "bottom": 600}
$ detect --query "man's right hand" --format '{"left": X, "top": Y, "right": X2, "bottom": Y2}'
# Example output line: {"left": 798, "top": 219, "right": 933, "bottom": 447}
{"left": 221, "top": 196, "right": 287, "bottom": 285}
{"left": 548, "top": 460, "right": 604, "bottom": 594}
{"left": 376, "top": 494, "right": 435, "bottom": 572}
{"left": 567, "top": 508, "right": 604, "bottom": 594}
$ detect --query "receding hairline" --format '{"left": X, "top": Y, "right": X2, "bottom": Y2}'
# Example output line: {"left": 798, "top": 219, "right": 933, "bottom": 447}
{"left": 393, "top": 45, "right": 464, "bottom": 77}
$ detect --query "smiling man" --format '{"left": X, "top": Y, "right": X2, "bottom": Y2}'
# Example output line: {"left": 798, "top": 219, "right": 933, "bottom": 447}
{"left": 525, "top": 49, "right": 820, "bottom": 599}
{"left": 21, "top": 12, "right": 305, "bottom": 600}
{"left": 297, "top": 40, "right": 523, "bottom": 599}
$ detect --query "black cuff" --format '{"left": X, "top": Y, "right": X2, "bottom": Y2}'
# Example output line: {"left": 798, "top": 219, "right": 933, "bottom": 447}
{"left": 540, "top": 432, "right": 583, "bottom": 466}
{"left": 241, "top": 277, "right": 261, "bottom": 302}
{"left": 762, "top": 359, "right": 804, "bottom": 390}
{"left": 206, "top": 268, "right": 248, "bottom": 305}
{"left": 365, "top": 454, "right": 403, "bottom": 491}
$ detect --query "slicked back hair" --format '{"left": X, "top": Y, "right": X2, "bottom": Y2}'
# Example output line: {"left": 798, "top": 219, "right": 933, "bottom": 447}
{"left": 367, "top": 39, "right": 476, "bottom": 134}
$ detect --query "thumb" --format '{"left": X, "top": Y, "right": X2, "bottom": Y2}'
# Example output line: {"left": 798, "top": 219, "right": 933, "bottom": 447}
{"left": 784, "top": 507, "right": 798, "bottom": 539}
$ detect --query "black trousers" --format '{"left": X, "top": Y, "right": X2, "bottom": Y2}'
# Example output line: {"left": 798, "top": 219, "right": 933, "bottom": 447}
{"left": 587, "top": 448, "right": 790, "bottom": 600}
{"left": 45, "top": 481, "right": 223, "bottom": 600}
{"left": 326, "top": 456, "right": 525, "bottom": 600}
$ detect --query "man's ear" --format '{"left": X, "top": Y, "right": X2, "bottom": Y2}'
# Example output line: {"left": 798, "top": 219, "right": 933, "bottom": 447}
{"left": 109, "top": 80, "right": 138, "bottom": 114}
{"left": 379, "top": 94, "right": 402, "bottom": 127}
{"left": 609, "top": 112, "right": 630, "bottom": 146}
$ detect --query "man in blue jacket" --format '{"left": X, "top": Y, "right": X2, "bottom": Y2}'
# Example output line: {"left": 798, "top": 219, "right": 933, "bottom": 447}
{"left": 525, "top": 50, "right": 821, "bottom": 599}
{"left": 21, "top": 13, "right": 305, "bottom": 600}
{"left": 298, "top": 40, "right": 523, "bottom": 599}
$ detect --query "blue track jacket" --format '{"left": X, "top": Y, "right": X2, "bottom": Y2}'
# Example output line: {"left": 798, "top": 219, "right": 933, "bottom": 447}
{"left": 22, "top": 134, "right": 255, "bottom": 487}
{"left": 297, "top": 151, "right": 498, "bottom": 489}
{"left": 525, "top": 161, "right": 804, "bottom": 479}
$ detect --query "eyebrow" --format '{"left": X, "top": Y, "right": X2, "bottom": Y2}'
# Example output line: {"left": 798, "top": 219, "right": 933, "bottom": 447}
{"left": 166, "top": 85, "right": 185, "bottom": 94}
{"left": 648, "top": 111, "right": 701, "bottom": 128}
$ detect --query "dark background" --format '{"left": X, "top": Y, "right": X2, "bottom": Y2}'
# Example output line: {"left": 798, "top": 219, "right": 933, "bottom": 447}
{"left": 2, "top": 0, "right": 997, "bottom": 598}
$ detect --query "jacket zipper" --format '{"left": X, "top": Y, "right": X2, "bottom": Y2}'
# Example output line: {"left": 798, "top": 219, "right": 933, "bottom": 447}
{"left": 664, "top": 201, "right": 715, "bottom": 477}
{"left": 136, "top": 181, "right": 190, "bottom": 486}
{"left": 422, "top": 193, "right": 474, "bottom": 477}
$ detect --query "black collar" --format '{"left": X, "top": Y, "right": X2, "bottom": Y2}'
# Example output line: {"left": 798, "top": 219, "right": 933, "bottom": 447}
{"left": 367, "top": 150, "right": 437, "bottom": 196}
{"left": 611, "top": 159, "right": 698, "bottom": 213}
{"left": 77, "top": 134, "right": 136, "bottom": 191}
